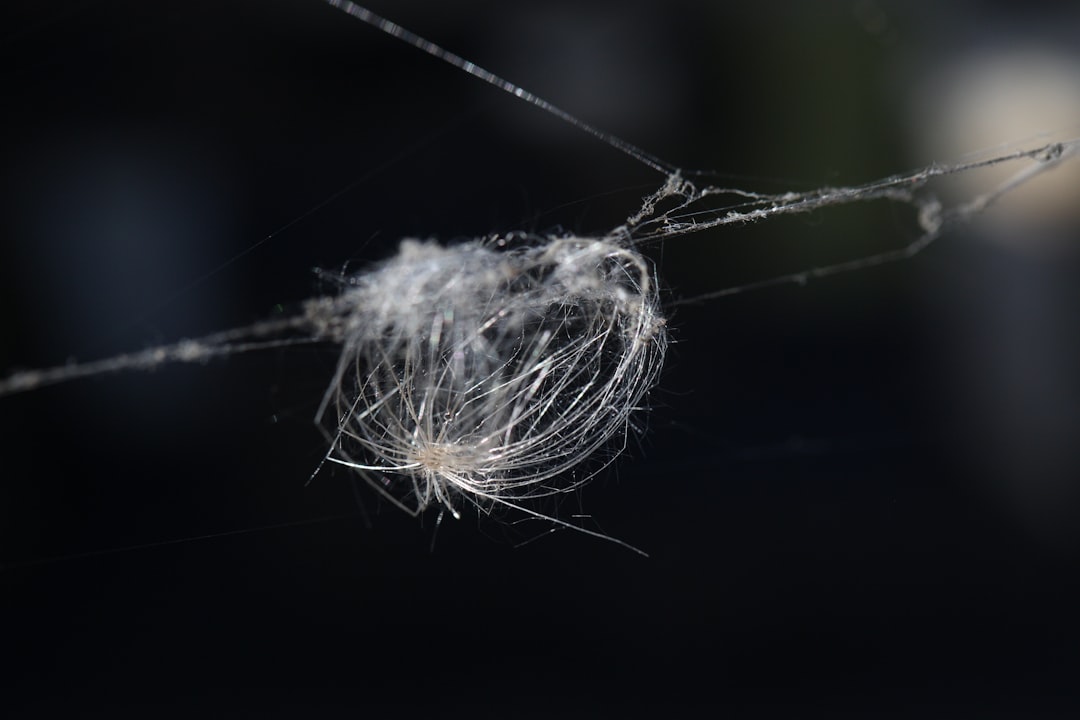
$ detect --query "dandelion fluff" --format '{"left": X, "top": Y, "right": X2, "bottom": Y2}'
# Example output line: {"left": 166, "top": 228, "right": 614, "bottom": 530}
{"left": 311, "top": 234, "right": 667, "bottom": 520}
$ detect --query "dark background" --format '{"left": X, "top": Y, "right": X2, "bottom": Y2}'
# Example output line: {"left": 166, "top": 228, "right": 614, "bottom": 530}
{"left": 2, "top": 0, "right": 1079, "bottom": 716}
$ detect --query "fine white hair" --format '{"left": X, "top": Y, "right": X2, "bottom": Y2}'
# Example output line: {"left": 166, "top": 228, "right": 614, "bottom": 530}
{"left": 311, "top": 234, "right": 667, "bottom": 522}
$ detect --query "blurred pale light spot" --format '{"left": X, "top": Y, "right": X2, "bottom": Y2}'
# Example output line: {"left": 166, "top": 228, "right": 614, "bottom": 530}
{"left": 912, "top": 48, "right": 1080, "bottom": 226}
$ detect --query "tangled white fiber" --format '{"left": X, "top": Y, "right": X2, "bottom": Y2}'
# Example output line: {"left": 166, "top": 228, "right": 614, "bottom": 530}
{"left": 310, "top": 235, "right": 666, "bottom": 524}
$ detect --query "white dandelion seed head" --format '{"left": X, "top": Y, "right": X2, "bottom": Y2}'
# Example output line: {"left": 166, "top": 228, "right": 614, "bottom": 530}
{"left": 311, "top": 234, "right": 668, "bottom": 518}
